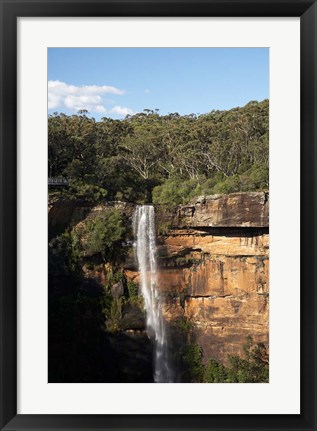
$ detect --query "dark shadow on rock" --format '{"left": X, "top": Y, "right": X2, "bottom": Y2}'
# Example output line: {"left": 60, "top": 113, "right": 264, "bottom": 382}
{"left": 119, "top": 303, "right": 145, "bottom": 331}
{"left": 108, "top": 331, "right": 154, "bottom": 383}
{"left": 48, "top": 233, "right": 153, "bottom": 383}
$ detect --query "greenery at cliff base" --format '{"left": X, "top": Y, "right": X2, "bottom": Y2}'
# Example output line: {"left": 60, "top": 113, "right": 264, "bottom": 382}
{"left": 180, "top": 335, "right": 269, "bottom": 383}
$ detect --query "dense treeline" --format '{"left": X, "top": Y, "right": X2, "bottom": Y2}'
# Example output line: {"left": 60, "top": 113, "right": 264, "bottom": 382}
{"left": 48, "top": 100, "right": 269, "bottom": 204}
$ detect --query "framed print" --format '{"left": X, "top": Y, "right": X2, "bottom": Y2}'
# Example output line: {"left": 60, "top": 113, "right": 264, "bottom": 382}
{"left": 0, "top": 1, "right": 316, "bottom": 430}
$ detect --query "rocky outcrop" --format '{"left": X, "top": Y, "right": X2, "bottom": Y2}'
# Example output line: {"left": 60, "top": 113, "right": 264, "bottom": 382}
{"left": 118, "top": 303, "right": 145, "bottom": 331}
{"left": 173, "top": 192, "right": 269, "bottom": 228}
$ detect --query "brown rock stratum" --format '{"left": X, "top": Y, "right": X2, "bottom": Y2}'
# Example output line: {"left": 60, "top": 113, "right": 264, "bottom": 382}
{"left": 157, "top": 192, "right": 269, "bottom": 364}
{"left": 173, "top": 191, "right": 269, "bottom": 228}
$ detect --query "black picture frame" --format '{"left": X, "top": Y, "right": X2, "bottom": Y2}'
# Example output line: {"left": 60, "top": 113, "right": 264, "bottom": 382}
{"left": 1, "top": 1, "right": 316, "bottom": 430}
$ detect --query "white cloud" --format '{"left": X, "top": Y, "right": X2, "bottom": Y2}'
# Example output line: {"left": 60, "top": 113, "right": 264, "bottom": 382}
{"left": 64, "top": 95, "right": 106, "bottom": 113}
{"left": 48, "top": 92, "right": 61, "bottom": 109}
{"left": 110, "top": 105, "right": 134, "bottom": 116}
{"left": 48, "top": 80, "right": 125, "bottom": 114}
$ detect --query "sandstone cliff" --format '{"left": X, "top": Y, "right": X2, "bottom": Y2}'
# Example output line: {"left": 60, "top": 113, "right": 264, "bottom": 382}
{"left": 48, "top": 192, "right": 269, "bottom": 366}
{"left": 129, "top": 192, "right": 269, "bottom": 364}
{"left": 173, "top": 192, "right": 269, "bottom": 228}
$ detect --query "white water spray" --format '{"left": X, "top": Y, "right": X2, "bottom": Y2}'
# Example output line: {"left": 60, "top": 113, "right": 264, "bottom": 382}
{"left": 133, "top": 205, "right": 173, "bottom": 383}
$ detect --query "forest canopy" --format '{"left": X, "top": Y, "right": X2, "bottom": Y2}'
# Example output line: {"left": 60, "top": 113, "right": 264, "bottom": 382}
{"left": 48, "top": 99, "right": 269, "bottom": 205}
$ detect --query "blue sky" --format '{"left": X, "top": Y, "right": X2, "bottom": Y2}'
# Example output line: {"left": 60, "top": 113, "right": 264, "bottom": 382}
{"left": 48, "top": 48, "right": 269, "bottom": 120}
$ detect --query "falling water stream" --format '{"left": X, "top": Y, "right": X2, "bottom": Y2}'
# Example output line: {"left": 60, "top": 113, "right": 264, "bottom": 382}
{"left": 133, "top": 205, "right": 173, "bottom": 383}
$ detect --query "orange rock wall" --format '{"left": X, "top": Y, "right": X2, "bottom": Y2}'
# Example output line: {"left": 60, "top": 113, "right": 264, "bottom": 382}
{"left": 157, "top": 228, "right": 269, "bottom": 364}
{"left": 49, "top": 192, "right": 269, "bottom": 365}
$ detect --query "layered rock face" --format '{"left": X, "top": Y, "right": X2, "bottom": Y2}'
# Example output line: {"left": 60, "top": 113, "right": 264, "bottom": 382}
{"left": 49, "top": 192, "right": 269, "bottom": 366}
{"left": 157, "top": 192, "right": 269, "bottom": 364}
{"left": 173, "top": 191, "right": 269, "bottom": 228}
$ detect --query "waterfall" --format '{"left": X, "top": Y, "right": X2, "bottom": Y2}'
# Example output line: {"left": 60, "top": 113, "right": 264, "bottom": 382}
{"left": 133, "top": 205, "right": 173, "bottom": 383}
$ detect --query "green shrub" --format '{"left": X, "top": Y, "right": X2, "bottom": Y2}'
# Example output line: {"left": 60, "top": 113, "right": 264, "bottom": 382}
{"left": 127, "top": 279, "right": 138, "bottom": 298}
{"left": 212, "top": 175, "right": 241, "bottom": 194}
{"left": 152, "top": 177, "right": 201, "bottom": 205}
{"left": 106, "top": 298, "right": 123, "bottom": 332}
{"left": 77, "top": 209, "right": 126, "bottom": 261}
{"left": 100, "top": 285, "right": 113, "bottom": 320}
{"left": 240, "top": 163, "right": 269, "bottom": 191}
{"left": 178, "top": 336, "right": 269, "bottom": 383}
{"left": 67, "top": 179, "right": 108, "bottom": 203}
{"left": 181, "top": 343, "right": 204, "bottom": 382}
{"left": 152, "top": 165, "right": 268, "bottom": 204}
{"left": 48, "top": 231, "right": 80, "bottom": 276}
{"left": 227, "top": 336, "right": 269, "bottom": 383}
{"left": 174, "top": 316, "right": 192, "bottom": 334}
{"left": 197, "top": 172, "right": 226, "bottom": 196}
{"left": 204, "top": 359, "right": 228, "bottom": 383}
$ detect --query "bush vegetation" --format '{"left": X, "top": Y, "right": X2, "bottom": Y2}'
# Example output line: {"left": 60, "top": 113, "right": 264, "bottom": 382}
{"left": 72, "top": 208, "right": 127, "bottom": 262}
{"left": 181, "top": 336, "right": 269, "bottom": 383}
{"left": 49, "top": 100, "right": 269, "bottom": 205}
{"left": 170, "top": 316, "right": 269, "bottom": 383}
